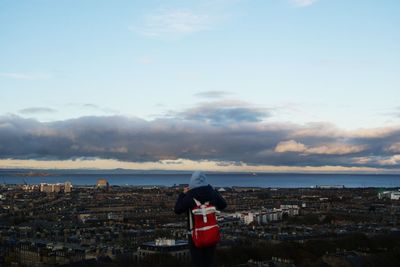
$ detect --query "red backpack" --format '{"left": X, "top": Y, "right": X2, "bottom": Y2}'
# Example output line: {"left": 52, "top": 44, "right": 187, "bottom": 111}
{"left": 189, "top": 198, "right": 221, "bottom": 248}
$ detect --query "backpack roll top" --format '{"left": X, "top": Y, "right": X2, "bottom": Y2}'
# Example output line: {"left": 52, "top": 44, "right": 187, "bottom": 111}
{"left": 190, "top": 198, "right": 221, "bottom": 248}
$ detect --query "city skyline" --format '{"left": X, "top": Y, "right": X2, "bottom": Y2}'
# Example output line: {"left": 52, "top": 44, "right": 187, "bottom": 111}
{"left": 1, "top": 0, "right": 400, "bottom": 172}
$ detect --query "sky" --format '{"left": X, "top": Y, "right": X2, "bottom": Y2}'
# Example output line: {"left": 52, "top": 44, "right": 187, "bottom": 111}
{"left": 1, "top": 0, "right": 400, "bottom": 172}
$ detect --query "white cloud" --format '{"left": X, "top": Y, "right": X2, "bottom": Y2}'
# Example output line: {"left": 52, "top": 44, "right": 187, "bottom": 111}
{"left": 292, "top": 124, "right": 399, "bottom": 139}
{"left": 0, "top": 72, "right": 51, "bottom": 80}
{"left": 350, "top": 127, "right": 398, "bottom": 138}
{"left": 275, "top": 140, "right": 307, "bottom": 153}
{"left": 306, "top": 145, "right": 366, "bottom": 155}
{"left": 386, "top": 142, "right": 400, "bottom": 153}
{"left": 133, "top": 9, "right": 217, "bottom": 39}
{"left": 352, "top": 156, "right": 374, "bottom": 165}
{"left": 290, "top": 0, "right": 318, "bottom": 7}
{"left": 275, "top": 140, "right": 366, "bottom": 155}
{"left": 353, "top": 155, "right": 400, "bottom": 166}
{"left": 291, "top": 123, "right": 341, "bottom": 138}
{"left": 377, "top": 155, "right": 400, "bottom": 166}
{"left": 0, "top": 158, "right": 385, "bottom": 173}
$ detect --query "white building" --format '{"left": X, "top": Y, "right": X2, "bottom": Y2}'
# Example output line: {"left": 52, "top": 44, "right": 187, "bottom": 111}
{"left": 378, "top": 190, "right": 400, "bottom": 200}
{"left": 64, "top": 181, "right": 72, "bottom": 193}
{"left": 40, "top": 182, "right": 72, "bottom": 193}
{"left": 243, "top": 212, "right": 254, "bottom": 225}
{"left": 40, "top": 183, "right": 62, "bottom": 193}
{"left": 280, "top": 205, "right": 300, "bottom": 216}
{"left": 135, "top": 239, "right": 189, "bottom": 262}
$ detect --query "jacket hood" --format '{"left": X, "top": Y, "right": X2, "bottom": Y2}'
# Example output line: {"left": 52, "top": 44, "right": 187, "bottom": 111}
{"left": 189, "top": 171, "right": 208, "bottom": 189}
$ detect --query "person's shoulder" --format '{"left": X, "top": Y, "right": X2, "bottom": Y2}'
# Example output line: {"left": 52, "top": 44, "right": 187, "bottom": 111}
{"left": 189, "top": 185, "right": 213, "bottom": 195}
{"left": 195, "top": 184, "right": 213, "bottom": 191}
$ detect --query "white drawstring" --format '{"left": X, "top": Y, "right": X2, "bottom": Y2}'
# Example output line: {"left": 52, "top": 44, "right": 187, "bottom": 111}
{"left": 201, "top": 205, "right": 208, "bottom": 223}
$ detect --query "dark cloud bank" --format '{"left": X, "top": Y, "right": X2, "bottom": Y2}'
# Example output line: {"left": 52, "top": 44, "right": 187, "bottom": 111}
{"left": 1, "top": 108, "right": 400, "bottom": 168}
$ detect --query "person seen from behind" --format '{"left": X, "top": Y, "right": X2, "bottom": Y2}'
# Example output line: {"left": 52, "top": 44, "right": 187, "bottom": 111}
{"left": 174, "top": 171, "right": 227, "bottom": 267}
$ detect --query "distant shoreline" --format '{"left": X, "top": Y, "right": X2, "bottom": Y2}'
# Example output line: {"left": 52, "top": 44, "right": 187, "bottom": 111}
{"left": 1, "top": 168, "right": 400, "bottom": 176}
{"left": 1, "top": 171, "right": 399, "bottom": 188}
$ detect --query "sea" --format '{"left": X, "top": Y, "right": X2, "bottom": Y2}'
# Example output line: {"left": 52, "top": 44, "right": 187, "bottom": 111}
{"left": 1, "top": 169, "right": 400, "bottom": 188}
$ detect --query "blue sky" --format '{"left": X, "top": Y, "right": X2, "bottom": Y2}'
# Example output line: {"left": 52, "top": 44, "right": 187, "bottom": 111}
{"left": 1, "top": 0, "right": 400, "bottom": 171}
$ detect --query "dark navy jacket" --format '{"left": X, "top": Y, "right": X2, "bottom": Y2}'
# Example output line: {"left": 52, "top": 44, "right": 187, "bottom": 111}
{"left": 174, "top": 185, "right": 227, "bottom": 216}
{"left": 174, "top": 185, "right": 227, "bottom": 233}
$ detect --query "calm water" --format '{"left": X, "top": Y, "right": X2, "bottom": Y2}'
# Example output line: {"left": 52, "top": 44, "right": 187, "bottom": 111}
{"left": 1, "top": 170, "right": 400, "bottom": 188}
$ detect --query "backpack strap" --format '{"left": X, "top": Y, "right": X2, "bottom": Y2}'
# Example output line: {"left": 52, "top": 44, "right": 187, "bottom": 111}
{"left": 193, "top": 198, "right": 210, "bottom": 207}
{"left": 189, "top": 198, "right": 200, "bottom": 235}
{"left": 193, "top": 198, "right": 210, "bottom": 223}
{"left": 193, "top": 198, "right": 201, "bottom": 207}
{"left": 188, "top": 209, "right": 193, "bottom": 234}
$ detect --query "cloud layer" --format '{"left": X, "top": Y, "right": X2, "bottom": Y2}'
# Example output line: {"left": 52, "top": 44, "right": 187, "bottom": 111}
{"left": 0, "top": 72, "right": 51, "bottom": 80}
{"left": 18, "top": 107, "right": 57, "bottom": 114}
{"left": 133, "top": 9, "right": 216, "bottom": 39}
{"left": 291, "top": 0, "right": 319, "bottom": 7}
{"left": 1, "top": 104, "right": 400, "bottom": 169}
{"left": 275, "top": 140, "right": 366, "bottom": 155}
{"left": 194, "top": 90, "right": 233, "bottom": 99}
{"left": 175, "top": 101, "right": 270, "bottom": 124}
